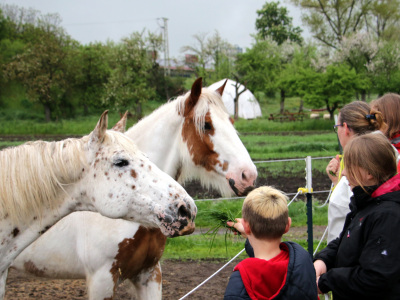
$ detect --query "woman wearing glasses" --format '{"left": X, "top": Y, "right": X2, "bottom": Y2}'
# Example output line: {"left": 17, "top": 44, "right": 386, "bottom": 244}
{"left": 326, "top": 101, "right": 387, "bottom": 242}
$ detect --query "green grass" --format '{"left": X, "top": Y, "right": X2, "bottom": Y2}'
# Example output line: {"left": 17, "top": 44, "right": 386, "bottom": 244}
{"left": 195, "top": 199, "right": 328, "bottom": 228}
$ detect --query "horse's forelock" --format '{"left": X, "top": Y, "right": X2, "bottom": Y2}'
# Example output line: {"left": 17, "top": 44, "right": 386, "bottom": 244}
{"left": 105, "top": 130, "right": 139, "bottom": 154}
{"left": 177, "top": 87, "right": 228, "bottom": 135}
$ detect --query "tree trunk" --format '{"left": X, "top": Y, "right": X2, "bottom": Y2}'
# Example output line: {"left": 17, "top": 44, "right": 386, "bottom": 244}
{"left": 136, "top": 102, "right": 143, "bottom": 121}
{"left": 280, "top": 89, "right": 285, "bottom": 114}
{"left": 234, "top": 96, "right": 239, "bottom": 120}
{"left": 299, "top": 98, "right": 304, "bottom": 112}
{"left": 44, "top": 105, "right": 51, "bottom": 122}
{"left": 361, "top": 90, "right": 366, "bottom": 102}
{"left": 83, "top": 103, "right": 89, "bottom": 115}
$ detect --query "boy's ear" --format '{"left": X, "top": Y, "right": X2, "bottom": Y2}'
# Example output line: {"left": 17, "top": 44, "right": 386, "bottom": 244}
{"left": 242, "top": 219, "right": 252, "bottom": 235}
{"left": 284, "top": 217, "right": 291, "bottom": 234}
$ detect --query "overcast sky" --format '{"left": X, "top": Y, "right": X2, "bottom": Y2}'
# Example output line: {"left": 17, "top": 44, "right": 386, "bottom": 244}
{"left": 1, "top": 0, "right": 308, "bottom": 59}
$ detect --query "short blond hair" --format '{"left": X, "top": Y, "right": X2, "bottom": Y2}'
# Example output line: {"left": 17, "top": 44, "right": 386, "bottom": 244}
{"left": 242, "top": 186, "right": 288, "bottom": 239}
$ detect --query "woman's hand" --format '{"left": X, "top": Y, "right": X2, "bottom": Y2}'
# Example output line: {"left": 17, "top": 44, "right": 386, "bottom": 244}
{"left": 314, "top": 259, "right": 327, "bottom": 277}
{"left": 326, "top": 155, "right": 341, "bottom": 185}
{"left": 227, "top": 218, "right": 247, "bottom": 238}
{"left": 314, "top": 260, "right": 327, "bottom": 294}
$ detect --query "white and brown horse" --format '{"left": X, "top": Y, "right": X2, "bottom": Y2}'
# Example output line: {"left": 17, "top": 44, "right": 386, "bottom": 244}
{"left": 0, "top": 111, "right": 196, "bottom": 299}
{"left": 11, "top": 78, "right": 257, "bottom": 299}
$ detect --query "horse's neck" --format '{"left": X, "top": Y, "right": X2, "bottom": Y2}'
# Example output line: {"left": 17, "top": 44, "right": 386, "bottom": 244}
{"left": 125, "top": 101, "right": 184, "bottom": 179}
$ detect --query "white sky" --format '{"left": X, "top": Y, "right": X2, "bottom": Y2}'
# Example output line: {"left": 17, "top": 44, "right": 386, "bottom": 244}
{"left": 1, "top": 0, "right": 308, "bottom": 59}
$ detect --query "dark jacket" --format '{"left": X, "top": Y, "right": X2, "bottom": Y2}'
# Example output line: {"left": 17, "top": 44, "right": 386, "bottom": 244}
{"left": 314, "top": 173, "right": 400, "bottom": 300}
{"left": 224, "top": 241, "right": 318, "bottom": 300}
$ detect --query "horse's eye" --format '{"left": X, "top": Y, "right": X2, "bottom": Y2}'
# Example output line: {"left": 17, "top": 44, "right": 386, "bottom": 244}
{"left": 114, "top": 159, "right": 129, "bottom": 168}
{"left": 204, "top": 122, "right": 212, "bottom": 131}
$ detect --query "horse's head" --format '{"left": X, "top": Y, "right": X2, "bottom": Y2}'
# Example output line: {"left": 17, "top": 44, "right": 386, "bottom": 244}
{"left": 82, "top": 111, "right": 197, "bottom": 237}
{"left": 178, "top": 78, "right": 257, "bottom": 197}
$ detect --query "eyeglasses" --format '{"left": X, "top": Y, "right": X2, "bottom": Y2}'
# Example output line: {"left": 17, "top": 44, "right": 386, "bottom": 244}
{"left": 333, "top": 124, "right": 343, "bottom": 133}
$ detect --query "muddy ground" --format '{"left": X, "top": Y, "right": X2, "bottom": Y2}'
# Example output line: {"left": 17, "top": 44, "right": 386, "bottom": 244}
{"left": 2, "top": 134, "right": 331, "bottom": 299}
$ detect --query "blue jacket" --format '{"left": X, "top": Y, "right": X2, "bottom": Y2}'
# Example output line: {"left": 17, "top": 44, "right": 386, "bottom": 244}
{"left": 224, "top": 240, "right": 318, "bottom": 300}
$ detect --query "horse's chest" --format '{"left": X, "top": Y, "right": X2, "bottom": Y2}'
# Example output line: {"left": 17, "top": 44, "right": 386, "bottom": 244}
{"left": 110, "top": 226, "right": 166, "bottom": 281}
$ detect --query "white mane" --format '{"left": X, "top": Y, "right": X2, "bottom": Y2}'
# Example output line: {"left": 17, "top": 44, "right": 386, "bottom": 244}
{"left": 0, "top": 131, "right": 137, "bottom": 225}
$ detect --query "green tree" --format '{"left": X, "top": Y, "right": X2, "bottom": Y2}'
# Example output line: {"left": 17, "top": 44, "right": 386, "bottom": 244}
{"left": 102, "top": 31, "right": 155, "bottom": 120}
{"left": 235, "top": 38, "right": 280, "bottom": 95}
{"left": 372, "top": 40, "right": 400, "bottom": 95}
{"left": 73, "top": 43, "right": 112, "bottom": 115}
{"left": 333, "top": 32, "right": 378, "bottom": 100}
{"left": 367, "top": 0, "right": 400, "bottom": 42}
{"left": 302, "top": 64, "right": 360, "bottom": 118}
{"left": 256, "top": 1, "right": 303, "bottom": 45}
{"left": 290, "top": 0, "right": 372, "bottom": 49}
{"left": 3, "top": 16, "right": 73, "bottom": 121}
{"left": 277, "top": 43, "right": 318, "bottom": 112}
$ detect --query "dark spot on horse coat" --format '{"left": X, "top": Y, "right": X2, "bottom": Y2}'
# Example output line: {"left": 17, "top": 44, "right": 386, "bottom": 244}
{"left": 24, "top": 260, "right": 46, "bottom": 277}
{"left": 131, "top": 169, "right": 137, "bottom": 178}
{"left": 39, "top": 226, "right": 51, "bottom": 235}
{"left": 110, "top": 227, "right": 166, "bottom": 285}
{"left": 12, "top": 227, "right": 19, "bottom": 237}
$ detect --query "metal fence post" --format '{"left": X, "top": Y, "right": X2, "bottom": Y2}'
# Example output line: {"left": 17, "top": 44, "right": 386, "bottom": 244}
{"left": 305, "top": 156, "right": 313, "bottom": 257}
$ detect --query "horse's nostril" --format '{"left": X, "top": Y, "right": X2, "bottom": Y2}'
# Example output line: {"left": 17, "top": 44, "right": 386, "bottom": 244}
{"left": 178, "top": 205, "right": 191, "bottom": 220}
{"left": 242, "top": 171, "right": 247, "bottom": 180}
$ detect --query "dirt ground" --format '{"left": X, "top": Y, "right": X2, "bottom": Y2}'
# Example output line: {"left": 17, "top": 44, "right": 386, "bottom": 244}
{"left": 2, "top": 134, "right": 331, "bottom": 299}
{"left": 5, "top": 225, "right": 327, "bottom": 300}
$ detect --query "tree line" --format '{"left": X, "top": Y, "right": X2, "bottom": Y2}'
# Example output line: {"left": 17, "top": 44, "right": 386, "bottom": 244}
{"left": 1, "top": 1, "right": 399, "bottom": 121}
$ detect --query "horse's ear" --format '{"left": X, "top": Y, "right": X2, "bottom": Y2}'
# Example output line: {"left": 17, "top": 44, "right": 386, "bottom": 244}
{"left": 112, "top": 111, "right": 128, "bottom": 133}
{"left": 89, "top": 110, "right": 108, "bottom": 146}
{"left": 184, "top": 77, "right": 202, "bottom": 116}
{"left": 215, "top": 79, "right": 227, "bottom": 96}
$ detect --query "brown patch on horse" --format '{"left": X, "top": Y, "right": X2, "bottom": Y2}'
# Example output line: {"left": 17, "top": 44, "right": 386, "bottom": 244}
{"left": 182, "top": 111, "right": 221, "bottom": 172}
{"left": 23, "top": 260, "right": 46, "bottom": 277}
{"left": 110, "top": 227, "right": 166, "bottom": 286}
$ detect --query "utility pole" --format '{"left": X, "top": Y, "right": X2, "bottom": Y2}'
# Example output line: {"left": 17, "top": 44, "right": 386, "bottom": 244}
{"left": 158, "top": 17, "right": 170, "bottom": 76}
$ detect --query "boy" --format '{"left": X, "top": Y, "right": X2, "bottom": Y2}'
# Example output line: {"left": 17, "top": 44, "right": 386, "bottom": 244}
{"left": 224, "top": 186, "right": 318, "bottom": 300}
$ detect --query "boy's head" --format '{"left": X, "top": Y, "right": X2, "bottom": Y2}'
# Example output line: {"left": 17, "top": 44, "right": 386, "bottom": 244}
{"left": 242, "top": 186, "right": 289, "bottom": 240}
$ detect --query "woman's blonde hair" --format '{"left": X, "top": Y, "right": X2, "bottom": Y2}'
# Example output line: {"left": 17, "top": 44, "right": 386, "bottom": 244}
{"left": 370, "top": 93, "right": 400, "bottom": 139}
{"left": 339, "top": 101, "right": 386, "bottom": 135}
{"left": 242, "top": 186, "right": 288, "bottom": 239}
{"left": 343, "top": 133, "right": 397, "bottom": 191}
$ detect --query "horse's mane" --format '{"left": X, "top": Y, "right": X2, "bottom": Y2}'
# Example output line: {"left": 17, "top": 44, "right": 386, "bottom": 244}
{"left": 176, "top": 87, "right": 228, "bottom": 134}
{"left": 0, "top": 137, "right": 88, "bottom": 225}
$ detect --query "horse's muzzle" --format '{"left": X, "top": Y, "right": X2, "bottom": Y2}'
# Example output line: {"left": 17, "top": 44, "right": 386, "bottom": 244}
{"left": 229, "top": 178, "right": 255, "bottom": 197}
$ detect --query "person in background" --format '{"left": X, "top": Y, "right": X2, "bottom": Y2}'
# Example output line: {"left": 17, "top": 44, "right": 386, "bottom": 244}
{"left": 224, "top": 186, "right": 318, "bottom": 300}
{"left": 314, "top": 133, "right": 400, "bottom": 299}
{"left": 325, "top": 101, "right": 387, "bottom": 242}
{"left": 370, "top": 93, "right": 400, "bottom": 172}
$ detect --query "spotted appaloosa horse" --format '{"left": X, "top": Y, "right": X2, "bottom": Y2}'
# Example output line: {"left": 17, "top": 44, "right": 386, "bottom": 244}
{"left": 0, "top": 111, "right": 196, "bottom": 300}
{"left": 12, "top": 78, "right": 257, "bottom": 299}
